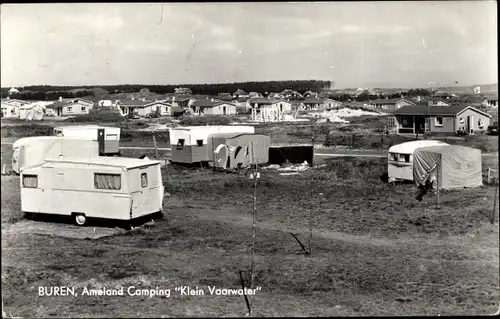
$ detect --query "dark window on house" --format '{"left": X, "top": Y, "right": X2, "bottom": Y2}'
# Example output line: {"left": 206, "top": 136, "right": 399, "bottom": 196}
{"left": 435, "top": 116, "right": 443, "bottom": 126}
{"left": 478, "top": 119, "right": 484, "bottom": 128}
{"left": 196, "top": 139, "right": 203, "bottom": 147}
{"left": 22, "top": 174, "right": 38, "bottom": 188}
{"left": 141, "top": 173, "right": 148, "bottom": 188}
{"left": 177, "top": 139, "right": 185, "bottom": 150}
{"left": 94, "top": 173, "right": 121, "bottom": 190}
{"left": 67, "top": 107, "right": 73, "bottom": 112}
{"left": 81, "top": 106, "right": 86, "bottom": 111}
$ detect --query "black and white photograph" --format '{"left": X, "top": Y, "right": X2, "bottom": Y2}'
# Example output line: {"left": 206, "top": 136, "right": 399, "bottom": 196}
{"left": 1, "top": 1, "right": 499, "bottom": 317}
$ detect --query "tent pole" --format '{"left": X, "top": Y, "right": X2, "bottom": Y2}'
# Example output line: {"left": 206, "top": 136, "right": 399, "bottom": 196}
{"left": 436, "top": 155, "right": 441, "bottom": 210}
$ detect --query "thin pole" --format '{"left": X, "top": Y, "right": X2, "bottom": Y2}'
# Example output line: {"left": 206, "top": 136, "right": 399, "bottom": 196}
{"left": 212, "top": 137, "right": 216, "bottom": 170}
{"left": 153, "top": 134, "right": 159, "bottom": 159}
{"left": 309, "top": 185, "right": 313, "bottom": 256}
{"left": 436, "top": 156, "right": 441, "bottom": 209}
{"left": 250, "top": 142, "right": 257, "bottom": 289}
{"left": 492, "top": 182, "right": 498, "bottom": 224}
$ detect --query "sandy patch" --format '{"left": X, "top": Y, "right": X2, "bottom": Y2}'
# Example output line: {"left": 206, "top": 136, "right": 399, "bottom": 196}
{"left": 2, "top": 220, "right": 125, "bottom": 240}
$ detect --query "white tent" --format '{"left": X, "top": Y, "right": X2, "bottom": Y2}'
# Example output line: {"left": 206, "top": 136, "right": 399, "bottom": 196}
{"left": 413, "top": 145, "right": 483, "bottom": 190}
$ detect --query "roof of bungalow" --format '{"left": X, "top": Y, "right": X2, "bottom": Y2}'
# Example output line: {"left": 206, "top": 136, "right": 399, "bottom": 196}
{"left": 393, "top": 104, "right": 492, "bottom": 117}
{"left": 369, "top": 98, "right": 415, "bottom": 105}
{"left": 193, "top": 99, "right": 236, "bottom": 108}
{"left": 302, "top": 97, "right": 326, "bottom": 104}
{"left": 233, "top": 89, "right": 248, "bottom": 95}
{"left": 144, "top": 101, "right": 171, "bottom": 107}
{"left": 115, "top": 100, "right": 149, "bottom": 107}
{"left": 45, "top": 99, "right": 94, "bottom": 109}
{"left": 165, "top": 95, "right": 191, "bottom": 103}
{"left": 248, "top": 97, "right": 285, "bottom": 105}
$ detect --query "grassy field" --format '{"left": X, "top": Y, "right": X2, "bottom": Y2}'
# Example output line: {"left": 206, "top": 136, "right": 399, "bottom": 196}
{"left": 2, "top": 157, "right": 499, "bottom": 317}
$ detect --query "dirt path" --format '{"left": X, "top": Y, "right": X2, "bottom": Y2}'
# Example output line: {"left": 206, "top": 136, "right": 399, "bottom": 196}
{"left": 174, "top": 204, "right": 499, "bottom": 258}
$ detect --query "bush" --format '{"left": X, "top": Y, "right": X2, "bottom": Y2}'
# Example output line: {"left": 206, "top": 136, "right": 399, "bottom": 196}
{"left": 1, "top": 124, "right": 54, "bottom": 137}
{"left": 179, "top": 115, "right": 231, "bottom": 126}
{"left": 63, "top": 109, "right": 125, "bottom": 123}
{"left": 121, "top": 129, "right": 170, "bottom": 144}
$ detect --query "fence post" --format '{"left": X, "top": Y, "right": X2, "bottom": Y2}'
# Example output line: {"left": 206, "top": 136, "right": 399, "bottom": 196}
{"left": 436, "top": 156, "right": 441, "bottom": 210}
{"left": 250, "top": 142, "right": 257, "bottom": 289}
{"left": 492, "top": 183, "right": 498, "bottom": 224}
{"left": 152, "top": 134, "right": 159, "bottom": 159}
{"left": 488, "top": 167, "right": 491, "bottom": 185}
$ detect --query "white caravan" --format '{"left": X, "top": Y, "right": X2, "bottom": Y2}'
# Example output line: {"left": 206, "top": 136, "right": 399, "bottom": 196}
{"left": 12, "top": 136, "right": 100, "bottom": 174}
{"left": 387, "top": 140, "right": 449, "bottom": 182}
{"left": 20, "top": 157, "right": 164, "bottom": 227}
{"left": 53, "top": 125, "right": 121, "bottom": 155}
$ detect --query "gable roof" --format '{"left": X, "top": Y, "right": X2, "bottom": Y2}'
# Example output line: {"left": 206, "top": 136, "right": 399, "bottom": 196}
{"left": 144, "top": 101, "right": 171, "bottom": 107}
{"left": 249, "top": 97, "right": 289, "bottom": 105}
{"left": 233, "top": 89, "right": 248, "bottom": 95}
{"left": 370, "top": 98, "right": 415, "bottom": 105}
{"left": 46, "top": 99, "right": 94, "bottom": 109}
{"left": 393, "top": 104, "right": 492, "bottom": 117}
{"left": 166, "top": 96, "right": 191, "bottom": 103}
{"left": 116, "top": 100, "right": 149, "bottom": 107}
{"left": 302, "top": 97, "right": 324, "bottom": 104}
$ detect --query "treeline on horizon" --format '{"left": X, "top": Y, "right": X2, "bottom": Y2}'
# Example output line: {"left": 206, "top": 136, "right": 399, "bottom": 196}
{"left": 0, "top": 80, "right": 332, "bottom": 100}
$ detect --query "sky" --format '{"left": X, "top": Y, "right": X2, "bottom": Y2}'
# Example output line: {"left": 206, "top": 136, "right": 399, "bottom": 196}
{"left": 0, "top": 2, "right": 497, "bottom": 89}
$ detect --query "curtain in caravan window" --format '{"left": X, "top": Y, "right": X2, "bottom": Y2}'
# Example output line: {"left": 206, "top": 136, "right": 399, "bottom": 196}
{"left": 141, "top": 172, "right": 148, "bottom": 188}
{"left": 22, "top": 175, "right": 38, "bottom": 188}
{"left": 94, "top": 173, "right": 121, "bottom": 190}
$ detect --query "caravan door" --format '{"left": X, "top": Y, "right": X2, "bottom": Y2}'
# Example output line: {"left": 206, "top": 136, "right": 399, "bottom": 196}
{"left": 128, "top": 165, "right": 163, "bottom": 219}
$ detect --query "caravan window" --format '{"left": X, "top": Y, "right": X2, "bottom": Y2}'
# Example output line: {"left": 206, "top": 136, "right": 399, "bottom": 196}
{"left": 398, "top": 154, "right": 410, "bottom": 163}
{"left": 177, "top": 139, "right": 185, "bottom": 150}
{"left": 389, "top": 153, "right": 398, "bottom": 161}
{"left": 196, "top": 139, "right": 203, "bottom": 147}
{"left": 141, "top": 173, "right": 148, "bottom": 188}
{"left": 22, "top": 175, "right": 38, "bottom": 188}
{"left": 106, "top": 134, "right": 118, "bottom": 141}
{"left": 94, "top": 173, "right": 121, "bottom": 190}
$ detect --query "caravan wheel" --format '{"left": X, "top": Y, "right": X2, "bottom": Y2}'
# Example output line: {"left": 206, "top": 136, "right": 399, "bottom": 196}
{"left": 73, "top": 213, "right": 87, "bottom": 226}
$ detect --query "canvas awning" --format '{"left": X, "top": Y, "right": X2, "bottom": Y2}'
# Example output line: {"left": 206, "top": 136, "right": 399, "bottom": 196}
{"left": 413, "top": 145, "right": 483, "bottom": 190}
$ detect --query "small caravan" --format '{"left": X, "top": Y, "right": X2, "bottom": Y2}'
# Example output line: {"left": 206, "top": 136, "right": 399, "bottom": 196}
{"left": 387, "top": 140, "right": 449, "bottom": 182}
{"left": 12, "top": 136, "right": 100, "bottom": 174}
{"left": 169, "top": 126, "right": 255, "bottom": 164}
{"left": 20, "top": 157, "right": 164, "bottom": 226}
{"left": 53, "top": 125, "right": 121, "bottom": 155}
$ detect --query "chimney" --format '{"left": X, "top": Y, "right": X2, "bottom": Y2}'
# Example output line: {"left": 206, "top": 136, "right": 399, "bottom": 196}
{"left": 59, "top": 96, "right": 63, "bottom": 102}
{"left": 172, "top": 96, "right": 176, "bottom": 104}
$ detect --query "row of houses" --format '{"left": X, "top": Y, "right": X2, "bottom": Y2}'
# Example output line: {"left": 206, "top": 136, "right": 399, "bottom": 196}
{"left": 1, "top": 97, "right": 95, "bottom": 118}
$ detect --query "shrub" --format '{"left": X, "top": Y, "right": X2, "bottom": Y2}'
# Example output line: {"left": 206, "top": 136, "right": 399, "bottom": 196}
{"left": 63, "top": 109, "right": 125, "bottom": 123}
{"left": 1, "top": 124, "right": 54, "bottom": 137}
{"left": 179, "top": 115, "right": 231, "bottom": 126}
